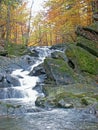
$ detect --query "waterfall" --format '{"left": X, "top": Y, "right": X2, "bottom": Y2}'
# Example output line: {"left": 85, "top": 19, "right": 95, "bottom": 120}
{"left": 0, "top": 46, "right": 55, "bottom": 115}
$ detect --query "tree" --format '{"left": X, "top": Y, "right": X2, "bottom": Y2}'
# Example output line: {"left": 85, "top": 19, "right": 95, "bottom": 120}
{"left": 0, "top": 0, "right": 29, "bottom": 48}
{"left": 30, "top": 0, "right": 94, "bottom": 46}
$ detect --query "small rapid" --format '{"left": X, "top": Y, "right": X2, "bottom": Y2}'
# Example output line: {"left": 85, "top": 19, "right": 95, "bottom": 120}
{"left": 11, "top": 46, "right": 53, "bottom": 102}
{"left": 0, "top": 46, "right": 55, "bottom": 115}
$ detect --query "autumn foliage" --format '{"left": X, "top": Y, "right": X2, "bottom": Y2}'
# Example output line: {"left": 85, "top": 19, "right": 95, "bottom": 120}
{"left": 30, "top": 0, "right": 95, "bottom": 46}
{"left": 0, "top": 0, "right": 29, "bottom": 47}
{"left": 0, "top": 0, "right": 97, "bottom": 47}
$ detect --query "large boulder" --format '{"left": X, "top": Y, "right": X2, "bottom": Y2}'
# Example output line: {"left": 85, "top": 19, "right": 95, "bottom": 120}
{"left": 50, "top": 43, "right": 67, "bottom": 51}
{"left": 0, "top": 73, "right": 21, "bottom": 88}
{"left": 26, "top": 47, "right": 39, "bottom": 57}
{"left": 35, "top": 83, "right": 98, "bottom": 109}
{"left": 65, "top": 44, "right": 98, "bottom": 75}
{"left": 86, "top": 22, "right": 98, "bottom": 33}
{"left": 51, "top": 51, "right": 68, "bottom": 61}
{"left": 0, "top": 56, "right": 12, "bottom": 73}
{"left": 77, "top": 37, "right": 98, "bottom": 57}
{"left": 5, "top": 55, "right": 38, "bottom": 71}
{"left": 29, "top": 63, "right": 45, "bottom": 76}
{"left": 6, "top": 74, "right": 21, "bottom": 86}
{"left": 44, "top": 58, "right": 80, "bottom": 85}
{"left": 75, "top": 26, "right": 98, "bottom": 42}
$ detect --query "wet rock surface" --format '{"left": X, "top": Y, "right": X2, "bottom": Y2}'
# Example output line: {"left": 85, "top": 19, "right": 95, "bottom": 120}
{"left": 35, "top": 83, "right": 98, "bottom": 109}
{"left": 0, "top": 73, "right": 21, "bottom": 88}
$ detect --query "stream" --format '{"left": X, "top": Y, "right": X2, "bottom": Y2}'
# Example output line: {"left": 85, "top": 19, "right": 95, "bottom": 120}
{"left": 0, "top": 46, "right": 98, "bottom": 130}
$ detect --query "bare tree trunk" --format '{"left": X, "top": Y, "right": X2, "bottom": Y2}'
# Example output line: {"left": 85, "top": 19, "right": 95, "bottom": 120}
{"left": 25, "top": 0, "right": 34, "bottom": 46}
{"left": 6, "top": 3, "right": 11, "bottom": 48}
{"left": 15, "top": 23, "right": 18, "bottom": 43}
{"left": 49, "top": 25, "right": 53, "bottom": 46}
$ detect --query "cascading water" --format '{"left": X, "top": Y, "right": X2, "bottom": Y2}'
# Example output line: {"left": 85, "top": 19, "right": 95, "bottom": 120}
{"left": 0, "top": 46, "right": 98, "bottom": 130}
{"left": 11, "top": 47, "right": 52, "bottom": 102}
{"left": 0, "top": 46, "right": 55, "bottom": 115}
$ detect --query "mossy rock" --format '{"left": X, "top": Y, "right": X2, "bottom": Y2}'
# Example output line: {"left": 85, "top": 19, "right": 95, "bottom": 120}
{"left": 0, "top": 50, "right": 8, "bottom": 56}
{"left": 44, "top": 58, "right": 80, "bottom": 85}
{"left": 6, "top": 43, "right": 27, "bottom": 56}
{"left": 66, "top": 44, "right": 98, "bottom": 75}
{"left": 51, "top": 51, "right": 67, "bottom": 61}
{"left": 50, "top": 43, "right": 67, "bottom": 51}
{"left": 87, "top": 22, "right": 98, "bottom": 32}
{"left": 81, "top": 97, "right": 97, "bottom": 106}
{"left": 77, "top": 36, "right": 98, "bottom": 57}
{"left": 35, "top": 83, "right": 98, "bottom": 108}
{"left": 35, "top": 96, "right": 57, "bottom": 108}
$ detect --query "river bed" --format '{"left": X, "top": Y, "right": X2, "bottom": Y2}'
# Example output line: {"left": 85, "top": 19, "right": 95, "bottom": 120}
{"left": 0, "top": 108, "right": 98, "bottom": 130}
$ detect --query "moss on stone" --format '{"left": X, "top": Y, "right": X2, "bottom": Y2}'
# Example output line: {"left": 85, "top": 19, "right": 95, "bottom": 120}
{"left": 6, "top": 43, "right": 27, "bottom": 56}
{"left": 35, "top": 83, "right": 98, "bottom": 108}
{"left": 81, "top": 97, "right": 97, "bottom": 106}
{"left": 66, "top": 44, "right": 98, "bottom": 75}
{"left": 87, "top": 23, "right": 98, "bottom": 32}
{"left": 77, "top": 36, "right": 98, "bottom": 57}
{"left": 44, "top": 58, "right": 80, "bottom": 84}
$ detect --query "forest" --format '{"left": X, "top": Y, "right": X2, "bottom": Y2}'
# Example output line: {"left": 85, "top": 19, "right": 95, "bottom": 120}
{"left": 0, "top": 0, "right": 97, "bottom": 50}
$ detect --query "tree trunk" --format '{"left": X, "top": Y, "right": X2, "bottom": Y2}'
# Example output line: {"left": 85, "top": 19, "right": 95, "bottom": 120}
{"left": 25, "top": 0, "right": 34, "bottom": 46}
{"left": 6, "top": 3, "right": 11, "bottom": 48}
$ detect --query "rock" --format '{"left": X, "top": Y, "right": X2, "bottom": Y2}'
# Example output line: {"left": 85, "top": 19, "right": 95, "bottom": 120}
{"left": 0, "top": 50, "right": 8, "bottom": 56}
{"left": 66, "top": 44, "right": 98, "bottom": 75}
{"left": 10, "top": 55, "right": 37, "bottom": 70}
{"left": 27, "top": 47, "right": 39, "bottom": 57}
{"left": 6, "top": 74, "right": 21, "bottom": 86}
{"left": 0, "top": 73, "right": 11, "bottom": 88}
{"left": 58, "top": 99, "right": 73, "bottom": 108}
{"left": 77, "top": 37, "right": 98, "bottom": 57}
{"left": 29, "top": 64, "right": 45, "bottom": 76}
{"left": 50, "top": 43, "right": 67, "bottom": 51}
{"left": 75, "top": 26, "right": 98, "bottom": 42}
{"left": 84, "top": 103, "right": 98, "bottom": 115}
{"left": 81, "top": 97, "right": 97, "bottom": 106}
{"left": 33, "top": 84, "right": 43, "bottom": 93}
{"left": 35, "top": 96, "right": 57, "bottom": 108}
{"left": 93, "top": 13, "right": 98, "bottom": 21}
{"left": 44, "top": 58, "right": 79, "bottom": 85}
{"left": 86, "top": 22, "right": 98, "bottom": 32}
{"left": 0, "top": 56, "right": 12, "bottom": 73}
{"left": 0, "top": 73, "right": 20, "bottom": 88}
{"left": 0, "top": 73, "right": 4, "bottom": 81}
{"left": 51, "top": 51, "right": 68, "bottom": 61}
{"left": 35, "top": 83, "right": 98, "bottom": 108}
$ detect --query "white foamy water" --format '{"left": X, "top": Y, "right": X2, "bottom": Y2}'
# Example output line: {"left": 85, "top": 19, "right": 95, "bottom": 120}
{"left": 12, "top": 69, "right": 39, "bottom": 103}
{"left": 9, "top": 47, "right": 54, "bottom": 104}
{"left": 0, "top": 46, "right": 56, "bottom": 111}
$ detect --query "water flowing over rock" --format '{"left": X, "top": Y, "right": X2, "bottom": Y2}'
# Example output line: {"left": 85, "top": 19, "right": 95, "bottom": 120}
{"left": 0, "top": 46, "right": 98, "bottom": 130}
{"left": 0, "top": 46, "right": 56, "bottom": 114}
{"left": 0, "top": 73, "right": 21, "bottom": 88}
